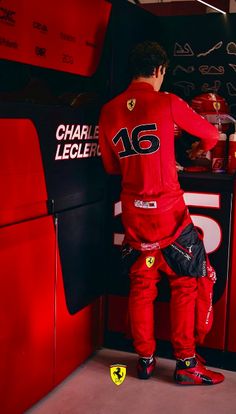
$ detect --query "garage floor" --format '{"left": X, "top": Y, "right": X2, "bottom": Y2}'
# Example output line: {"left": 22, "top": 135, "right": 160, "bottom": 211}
{"left": 26, "top": 348, "right": 236, "bottom": 414}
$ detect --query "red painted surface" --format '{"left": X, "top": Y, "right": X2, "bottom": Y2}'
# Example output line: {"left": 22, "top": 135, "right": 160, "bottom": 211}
{"left": 0, "top": 0, "right": 111, "bottom": 76}
{"left": 55, "top": 249, "right": 104, "bottom": 384}
{"left": 0, "top": 217, "right": 55, "bottom": 414}
{"left": 0, "top": 119, "right": 47, "bottom": 227}
{"left": 0, "top": 214, "right": 104, "bottom": 413}
{"left": 226, "top": 181, "right": 236, "bottom": 352}
{"left": 0, "top": 115, "right": 104, "bottom": 412}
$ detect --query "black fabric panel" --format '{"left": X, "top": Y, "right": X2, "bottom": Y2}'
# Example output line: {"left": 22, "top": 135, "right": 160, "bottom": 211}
{"left": 57, "top": 201, "right": 106, "bottom": 314}
{"left": 162, "top": 224, "right": 207, "bottom": 277}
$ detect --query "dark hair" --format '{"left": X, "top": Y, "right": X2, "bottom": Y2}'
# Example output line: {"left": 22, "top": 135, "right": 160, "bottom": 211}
{"left": 129, "top": 41, "right": 169, "bottom": 78}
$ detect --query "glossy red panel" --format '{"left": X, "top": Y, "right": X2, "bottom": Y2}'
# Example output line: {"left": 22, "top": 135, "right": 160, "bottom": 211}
{"left": 55, "top": 248, "right": 104, "bottom": 384}
{"left": 226, "top": 182, "right": 236, "bottom": 352}
{"left": 0, "top": 118, "right": 47, "bottom": 226}
{"left": 0, "top": 0, "right": 111, "bottom": 76}
{"left": 0, "top": 216, "right": 55, "bottom": 414}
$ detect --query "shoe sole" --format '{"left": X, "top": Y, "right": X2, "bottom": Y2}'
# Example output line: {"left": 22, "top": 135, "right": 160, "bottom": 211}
{"left": 138, "top": 373, "right": 154, "bottom": 380}
{"left": 175, "top": 373, "right": 224, "bottom": 385}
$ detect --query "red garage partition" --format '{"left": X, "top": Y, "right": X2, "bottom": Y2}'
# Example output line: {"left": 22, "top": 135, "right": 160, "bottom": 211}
{"left": 0, "top": 0, "right": 111, "bottom": 409}
{"left": 226, "top": 181, "right": 236, "bottom": 355}
{"left": 0, "top": 0, "right": 111, "bottom": 76}
{"left": 0, "top": 217, "right": 55, "bottom": 414}
{"left": 0, "top": 112, "right": 106, "bottom": 414}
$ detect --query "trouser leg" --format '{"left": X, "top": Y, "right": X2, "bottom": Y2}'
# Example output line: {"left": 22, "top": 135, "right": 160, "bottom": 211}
{"left": 128, "top": 251, "right": 161, "bottom": 357}
{"left": 164, "top": 260, "right": 215, "bottom": 359}
{"left": 168, "top": 274, "right": 198, "bottom": 359}
{"left": 195, "top": 259, "right": 215, "bottom": 344}
{"left": 160, "top": 224, "right": 216, "bottom": 359}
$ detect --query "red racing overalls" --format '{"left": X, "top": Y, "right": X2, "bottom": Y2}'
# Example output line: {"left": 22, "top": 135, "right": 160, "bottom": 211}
{"left": 99, "top": 81, "right": 219, "bottom": 359}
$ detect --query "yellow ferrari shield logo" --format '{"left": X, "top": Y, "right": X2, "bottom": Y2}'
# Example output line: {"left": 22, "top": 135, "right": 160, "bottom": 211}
{"left": 146, "top": 256, "right": 155, "bottom": 268}
{"left": 213, "top": 101, "right": 221, "bottom": 111}
{"left": 110, "top": 364, "right": 127, "bottom": 386}
{"left": 127, "top": 99, "right": 136, "bottom": 111}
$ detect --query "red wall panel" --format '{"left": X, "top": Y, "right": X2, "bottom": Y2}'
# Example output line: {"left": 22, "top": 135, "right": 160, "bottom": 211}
{"left": 0, "top": 0, "right": 111, "bottom": 76}
{"left": 0, "top": 114, "right": 105, "bottom": 412}
{"left": 0, "top": 119, "right": 47, "bottom": 227}
{"left": 55, "top": 287, "right": 104, "bottom": 385}
{"left": 55, "top": 240, "right": 104, "bottom": 384}
{"left": 0, "top": 216, "right": 55, "bottom": 414}
{"left": 226, "top": 181, "right": 236, "bottom": 352}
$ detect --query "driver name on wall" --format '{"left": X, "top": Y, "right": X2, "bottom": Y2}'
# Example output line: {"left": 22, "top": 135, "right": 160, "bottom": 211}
{"left": 55, "top": 124, "right": 100, "bottom": 160}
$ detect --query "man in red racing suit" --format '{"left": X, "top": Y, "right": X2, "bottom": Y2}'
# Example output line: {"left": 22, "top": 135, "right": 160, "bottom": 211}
{"left": 99, "top": 41, "right": 224, "bottom": 385}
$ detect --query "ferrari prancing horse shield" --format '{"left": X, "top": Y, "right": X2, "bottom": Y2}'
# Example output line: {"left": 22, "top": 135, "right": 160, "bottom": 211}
{"left": 127, "top": 99, "right": 136, "bottom": 111}
{"left": 146, "top": 256, "right": 155, "bottom": 268}
{"left": 110, "top": 364, "right": 127, "bottom": 385}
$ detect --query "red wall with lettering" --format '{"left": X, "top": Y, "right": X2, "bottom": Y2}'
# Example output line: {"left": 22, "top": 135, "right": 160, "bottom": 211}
{"left": 0, "top": 0, "right": 111, "bottom": 76}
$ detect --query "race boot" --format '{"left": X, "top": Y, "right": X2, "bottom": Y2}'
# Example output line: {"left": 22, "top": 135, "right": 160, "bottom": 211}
{"left": 137, "top": 356, "right": 156, "bottom": 380}
{"left": 174, "top": 356, "right": 224, "bottom": 385}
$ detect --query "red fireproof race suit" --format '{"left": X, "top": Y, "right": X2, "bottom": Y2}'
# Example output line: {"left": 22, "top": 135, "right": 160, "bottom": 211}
{"left": 99, "top": 81, "right": 219, "bottom": 359}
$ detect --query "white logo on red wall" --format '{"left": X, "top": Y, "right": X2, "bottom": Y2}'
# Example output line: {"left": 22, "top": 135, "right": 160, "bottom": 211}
{"left": 55, "top": 124, "right": 101, "bottom": 160}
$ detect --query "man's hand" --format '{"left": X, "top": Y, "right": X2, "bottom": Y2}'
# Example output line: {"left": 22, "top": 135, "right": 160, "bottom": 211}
{"left": 187, "top": 141, "right": 205, "bottom": 160}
